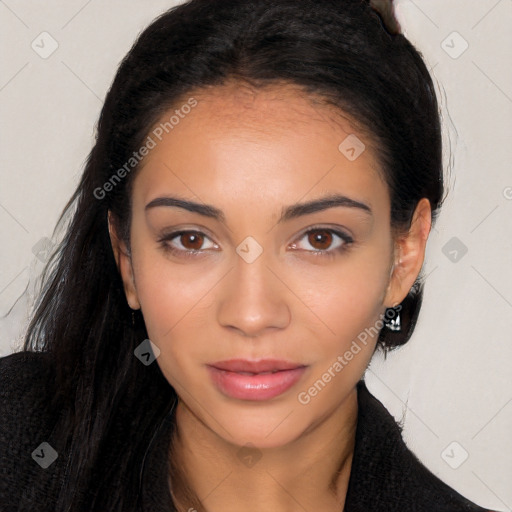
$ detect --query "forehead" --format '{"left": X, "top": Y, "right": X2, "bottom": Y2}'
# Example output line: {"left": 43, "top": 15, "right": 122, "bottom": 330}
{"left": 132, "top": 81, "right": 389, "bottom": 216}
{"left": 182, "top": 80, "right": 374, "bottom": 142}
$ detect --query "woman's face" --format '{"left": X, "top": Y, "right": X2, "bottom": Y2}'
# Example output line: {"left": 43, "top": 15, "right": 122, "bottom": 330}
{"left": 111, "top": 82, "right": 426, "bottom": 448}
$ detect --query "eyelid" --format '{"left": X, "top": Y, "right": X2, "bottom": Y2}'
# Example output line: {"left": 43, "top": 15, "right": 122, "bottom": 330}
{"left": 304, "top": 224, "right": 353, "bottom": 239}
{"left": 157, "top": 223, "right": 217, "bottom": 242}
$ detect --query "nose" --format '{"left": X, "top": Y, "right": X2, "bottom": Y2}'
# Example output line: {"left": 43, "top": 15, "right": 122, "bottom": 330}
{"left": 216, "top": 250, "right": 291, "bottom": 338}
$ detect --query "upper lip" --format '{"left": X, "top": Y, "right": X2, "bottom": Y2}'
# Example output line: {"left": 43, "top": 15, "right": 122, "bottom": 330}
{"left": 208, "top": 359, "right": 306, "bottom": 373}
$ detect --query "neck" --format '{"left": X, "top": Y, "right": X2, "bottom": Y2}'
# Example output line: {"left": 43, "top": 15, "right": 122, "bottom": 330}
{"left": 169, "top": 387, "right": 359, "bottom": 512}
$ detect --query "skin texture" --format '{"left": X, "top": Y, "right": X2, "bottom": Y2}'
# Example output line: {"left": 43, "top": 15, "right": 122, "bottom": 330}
{"left": 109, "top": 81, "right": 431, "bottom": 512}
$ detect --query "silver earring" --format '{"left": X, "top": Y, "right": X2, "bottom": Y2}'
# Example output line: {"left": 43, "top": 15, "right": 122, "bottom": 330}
{"left": 384, "top": 308, "right": 401, "bottom": 332}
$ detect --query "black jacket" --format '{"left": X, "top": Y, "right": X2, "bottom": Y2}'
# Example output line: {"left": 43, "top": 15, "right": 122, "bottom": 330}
{"left": 0, "top": 351, "right": 494, "bottom": 511}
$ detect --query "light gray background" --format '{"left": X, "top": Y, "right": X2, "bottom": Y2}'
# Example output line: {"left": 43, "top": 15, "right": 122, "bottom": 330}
{"left": 1, "top": 1, "right": 511, "bottom": 510}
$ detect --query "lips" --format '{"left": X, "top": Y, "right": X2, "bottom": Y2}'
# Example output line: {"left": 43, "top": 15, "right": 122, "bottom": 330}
{"left": 208, "top": 359, "right": 305, "bottom": 373}
{"left": 206, "top": 359, "right": 308, "bottom": 401}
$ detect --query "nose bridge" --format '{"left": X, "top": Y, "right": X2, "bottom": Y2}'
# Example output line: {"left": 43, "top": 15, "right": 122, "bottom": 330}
{"left": 217, "top": 243, "right": 290, "bottom": 336}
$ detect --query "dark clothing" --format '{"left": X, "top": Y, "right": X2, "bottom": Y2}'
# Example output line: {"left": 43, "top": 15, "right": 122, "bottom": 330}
{"left": 0, "top": 351, "right": 494, "bottom": 511}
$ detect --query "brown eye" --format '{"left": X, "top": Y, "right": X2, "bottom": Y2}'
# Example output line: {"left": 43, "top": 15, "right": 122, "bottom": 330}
{"left": 158, "top": 230, "right": 218, "bottom": 258}
{"left": 289, "top": 227, "right": 353, "bottom": 257}
{"left": 307, "top": 230, "right": 333, "bottom": 250}
{"left": 179, "top": 232, "right": 204, "bottom": 250}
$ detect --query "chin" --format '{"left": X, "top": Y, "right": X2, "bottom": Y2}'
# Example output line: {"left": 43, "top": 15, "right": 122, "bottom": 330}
{"left": 208, "top": 400, "right": 312, "bottom": 450}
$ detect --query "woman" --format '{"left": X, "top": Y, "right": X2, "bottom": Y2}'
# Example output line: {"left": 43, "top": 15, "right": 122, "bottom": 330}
{"left": 0, "top": 0, "right": 497, "bottom": 510}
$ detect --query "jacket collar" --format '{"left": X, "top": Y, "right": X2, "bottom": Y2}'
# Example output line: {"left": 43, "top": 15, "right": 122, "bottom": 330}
{"left": 345, "top": 379, "right": 409, "bottom": 510}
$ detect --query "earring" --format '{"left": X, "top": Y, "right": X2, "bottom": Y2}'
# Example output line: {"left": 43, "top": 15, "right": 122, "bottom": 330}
{"left": 131, "top": 310, "right": 136, "bottom": 328}
{"left": 384, "top": 307, "right": 401, "bottom": 332}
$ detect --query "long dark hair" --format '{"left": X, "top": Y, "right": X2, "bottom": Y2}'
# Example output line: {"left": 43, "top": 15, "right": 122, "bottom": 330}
{"left": 23, "top": 0, "right": 443, "bottom": 510}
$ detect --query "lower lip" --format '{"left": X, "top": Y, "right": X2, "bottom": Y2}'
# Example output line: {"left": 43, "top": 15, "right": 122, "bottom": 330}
{"left": 207, "top": 366, "right": 307, "bottom": 401}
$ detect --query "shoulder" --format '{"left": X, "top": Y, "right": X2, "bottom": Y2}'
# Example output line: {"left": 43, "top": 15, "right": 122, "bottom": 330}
{"left": 0, "top": 351, "right": 64, "bottom": 510}
{"left": 345, "top": 380, "right": 495, "bottom": 512}
{"left": 0, "top": 350, "right": 56, "bottom": 419}
{"left": 0, "top": 349, "right": 54, "bottom": 386}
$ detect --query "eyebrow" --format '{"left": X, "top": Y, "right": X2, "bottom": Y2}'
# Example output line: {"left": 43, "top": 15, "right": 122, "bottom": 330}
{"left": 145, "top": 193, "right": 372, "bottom": 223}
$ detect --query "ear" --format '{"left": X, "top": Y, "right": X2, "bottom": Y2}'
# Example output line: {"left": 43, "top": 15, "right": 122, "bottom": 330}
{"left": 383, "top": 198, "right": 432, "bottom": 308}
{"left": 108, "top": 211, "right": 141, "bottom": 310}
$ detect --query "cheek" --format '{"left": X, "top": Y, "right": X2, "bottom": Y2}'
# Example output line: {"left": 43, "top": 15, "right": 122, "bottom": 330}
{"left": 133, "top": 250, "right": 220, "bottom": 341}
{"left": 290, "top": 258, "right": 390, "bottom": 407}
{"left": 131, "top": 251, "right": 218, "bottom": 391}
{"left": 292, "top": 251, "right": 391, "bottom": 347}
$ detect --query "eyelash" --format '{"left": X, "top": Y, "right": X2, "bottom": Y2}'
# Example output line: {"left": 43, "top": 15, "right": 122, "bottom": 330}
{"left": 157, "top": 227, "right": 354, "bottom": 260}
